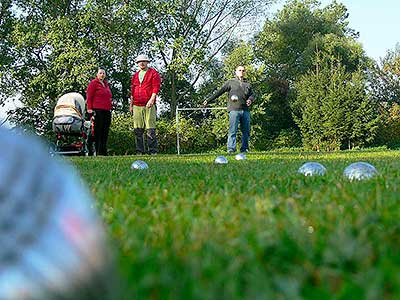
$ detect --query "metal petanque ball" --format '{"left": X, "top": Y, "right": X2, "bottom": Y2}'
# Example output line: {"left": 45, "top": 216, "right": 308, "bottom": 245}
{"left": 298, "top": 162, "right": 327, "bottom": 176}
{"left": 214, "top": 155, "right": 228, "bottom": 164}
{"left": 235, "top": 153, "right": 246, "bottom": 160}
{"left": 343, "top": 162, "right": 378, "bottom": 181}
{"left": 230, "top": 95, "right": 239, "bottom": 102}
{"left": 0, "top": 128, "right": 112, "bottom": 300}
{"left": 131, "top": 160, "right": 149, "bottom": 170}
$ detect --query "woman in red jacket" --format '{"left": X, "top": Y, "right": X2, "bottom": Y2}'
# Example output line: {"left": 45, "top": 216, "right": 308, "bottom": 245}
{"left": 86, "top": 68, "right": 112, "bottom": 156}
{"left": 130, "top": 55, "right": 161, "bottom": 155}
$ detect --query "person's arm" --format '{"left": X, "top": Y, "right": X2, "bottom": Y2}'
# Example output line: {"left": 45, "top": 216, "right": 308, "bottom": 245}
{"left": 203, "top": 81, "right": 230, "bottom": 106}
{"left": 146, "top": 70, "right": 161, "bottom": 108}
{"left": 246, "top": 84, "right": 255, "bottom": 107}
{"left": 130, "top": 75, "right": 135, "bottom": 113}
{"left": 86, "top": 81, "right": 95, "bottom": 113}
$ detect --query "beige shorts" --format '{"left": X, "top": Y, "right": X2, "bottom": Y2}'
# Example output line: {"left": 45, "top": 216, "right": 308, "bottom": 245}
{"left": 133, "top": 105, "right": 157, "bottom": 129}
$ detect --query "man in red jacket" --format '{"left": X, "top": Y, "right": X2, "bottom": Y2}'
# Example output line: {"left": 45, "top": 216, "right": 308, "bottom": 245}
{"left": 130, "top": 54, "right": 161, "bottom": 155}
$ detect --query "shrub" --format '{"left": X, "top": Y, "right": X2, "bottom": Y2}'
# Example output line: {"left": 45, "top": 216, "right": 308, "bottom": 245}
{"left": 108, "top": 112, "right": 136, "bottom": 155}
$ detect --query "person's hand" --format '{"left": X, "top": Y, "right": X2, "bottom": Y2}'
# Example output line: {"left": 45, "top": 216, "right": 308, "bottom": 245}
{"left": 129, "top": 105, "right": 133, "bottom": 113}
{"left": 146, "top": 98, "right": 155, "bottom": 109}
{"left": 203, "top": 100, "right": 208, "bottom": 106}
{"left": 87, "top": 109, "right": 93, "bottom": 114}
{"left": 246, "top": 99, "right": 252, "bottom": 107}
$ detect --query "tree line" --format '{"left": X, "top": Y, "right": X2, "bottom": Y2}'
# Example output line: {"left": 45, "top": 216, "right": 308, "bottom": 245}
{"left": 1, "top": 0, "right": 400, "bottom": 151}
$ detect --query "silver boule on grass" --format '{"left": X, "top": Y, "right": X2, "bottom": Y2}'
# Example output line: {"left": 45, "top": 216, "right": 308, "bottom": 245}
{"left": 343, "top": 161, "right": 378, "bottom": 181}
{"left": 214, "top": 155, "right": 228, "bottom": 164}
{"left": 230, "top": 95, "right": 239, "bottom": 102}
{"left": 0, "top": 128, "right": 114, "bottom": 300}
{"left": 235, "top": 153, "right": 246, "bottom": 160}
{"left": 298, "top": 162, "right": 327, "bottom": 176}
{"left": 131, "top": 160, "right": 149, "bottom": 170}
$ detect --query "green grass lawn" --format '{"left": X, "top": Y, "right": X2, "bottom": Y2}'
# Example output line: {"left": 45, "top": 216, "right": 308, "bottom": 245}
{"left": 71, "top": 150, "right": 400, "bottom": 300}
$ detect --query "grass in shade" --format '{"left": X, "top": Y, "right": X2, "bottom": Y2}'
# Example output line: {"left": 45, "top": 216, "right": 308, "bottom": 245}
{"left": 70, "top": 150, "right": 400, "bottom": 300}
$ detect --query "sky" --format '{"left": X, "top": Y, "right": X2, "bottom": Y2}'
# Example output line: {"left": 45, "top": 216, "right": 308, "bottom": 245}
{"left": 263, "top": 0, "right": 400, "bottom": 62}
{"left": 304, "top": 0, "right": 399, "bottom": 61}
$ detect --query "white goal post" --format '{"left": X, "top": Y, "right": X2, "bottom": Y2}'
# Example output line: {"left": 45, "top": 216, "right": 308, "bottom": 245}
{"left": 175, "top": 106, "right": 226, "bottom": 155}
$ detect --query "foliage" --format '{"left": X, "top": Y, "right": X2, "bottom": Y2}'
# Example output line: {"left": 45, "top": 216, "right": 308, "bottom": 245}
{"left": 107, "top": 112, "right": 136, "bottom": 155}
{"left": 368, "top": 43, "right": 400, "bottom": 105}
{"left": 145, "top": 0, "right": 273, "bottom": 117}
{"left": 293, "top": 57, "right": 379, "bottom": 150}
{"left": 158, "top": 112, "right": 225, "bottom": 154}
{"left": 255, "top": 0, "right": 363, "bottom": 82}
{"left": 374, "top": 103, "right": 400, "bottom": 149}
{"left": 2, "top": 0, "right": 147, "bottom": 134}
{"left": 85, "top": 0, "right": 149, "bottom": 111}
{"left": 72, "top": 150, "right": 400, "bottom": 300}
{"left": 0, "top": 0, "right": 14, "bottom": 71}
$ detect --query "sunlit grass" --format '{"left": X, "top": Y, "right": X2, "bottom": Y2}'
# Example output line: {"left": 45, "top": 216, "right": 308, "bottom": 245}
{"left": 70, "top": 150, "right": 400, "bottom": 300}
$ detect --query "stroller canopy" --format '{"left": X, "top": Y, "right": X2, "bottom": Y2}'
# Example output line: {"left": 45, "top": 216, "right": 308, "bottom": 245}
{"left": 54, "top": 92, "right": 86, "bottom": 119}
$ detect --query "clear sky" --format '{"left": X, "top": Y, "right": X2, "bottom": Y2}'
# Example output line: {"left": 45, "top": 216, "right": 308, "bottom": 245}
{"left": 271, "top": 0, "right": 400, "bottom": 61}
{"left": 321, "top": 0, "right": 399, "bottom": 61}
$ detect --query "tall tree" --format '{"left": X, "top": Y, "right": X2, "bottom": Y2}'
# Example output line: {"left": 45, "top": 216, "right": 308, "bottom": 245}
{"left": 2, "top": 0, "right": 146, "bottom": 134}
{"left": 145, "top": 0, "right": 273, "bottom": 117}
{"left": 293, "top": 56, "right": 379, "bottom": 150}
{"left": 86, "top": 0, "right": 148, "bottom": 111}
{"left": 0, "top": 0, "right": 15, "bottom": 112}
{"left": 255, "top": 0, "right": 361, "bottom": 82}
{"left": 368, "top": 43, "right": 400, "bottom": 105}
{"left": 0, "top": 0, "right": 14, "bottom": 70}
{"left": 6, "top": 0, "right": 97, "bottom": 134}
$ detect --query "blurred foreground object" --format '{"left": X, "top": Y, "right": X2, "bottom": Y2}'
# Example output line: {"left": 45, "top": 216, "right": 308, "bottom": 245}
{"left": 0, "top": 128, "right": 113, "bottom": 300}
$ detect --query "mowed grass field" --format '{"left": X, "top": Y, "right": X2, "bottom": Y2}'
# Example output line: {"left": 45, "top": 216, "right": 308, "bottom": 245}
{"left": 71, "top": 150, "right": 400, "bottom": 300}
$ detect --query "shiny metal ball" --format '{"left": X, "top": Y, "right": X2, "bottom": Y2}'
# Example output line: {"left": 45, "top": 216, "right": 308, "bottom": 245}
{"left": 235, "top": 153, "right": 246, "bottom": 160}
{"left": 230, "top": 95, "right": 239, "bottom": 102}
{"left": 298, "top": 162, "right": 327, "bottom": 176}
{"left": 214, "top": 155, "right": 228, "bottom": 164}
{"left": 344, "top": 162, "right": 378, "bottom": 181}
{"left": 131, "top": 160, "right": 149, "bottom": 170}
{"left": 0, "top": 128, "right": 111, "bottom": 300}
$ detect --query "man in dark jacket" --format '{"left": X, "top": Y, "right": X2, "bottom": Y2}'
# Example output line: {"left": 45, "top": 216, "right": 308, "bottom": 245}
{"left": 203, "top": 65, "right": 255, "bottom": 153}
{"left": 130, "top": 54, "right": 161, "bottom": 155}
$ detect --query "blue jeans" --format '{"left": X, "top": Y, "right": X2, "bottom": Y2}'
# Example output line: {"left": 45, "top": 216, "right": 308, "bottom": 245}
{"left": 228, "top": 110, "right": 250, "bottom": 153}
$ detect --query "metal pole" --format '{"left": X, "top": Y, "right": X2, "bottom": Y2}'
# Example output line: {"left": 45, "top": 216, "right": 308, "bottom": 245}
{"left": 176, "top": 106, "right": 180, "bottom": 155}
{"left": 177, "top": 107, "right": 226, "bottom": 111}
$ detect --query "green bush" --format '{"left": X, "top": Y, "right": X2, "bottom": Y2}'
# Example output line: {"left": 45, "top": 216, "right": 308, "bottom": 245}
{"left": 108, "top": 113, "right": 225, "bottom": 155}
{"left": 375, "top": 103, "right": 400, "bottom": 149}
{"left": 157, "top": 116, "right": 224, "bottom": 154}
{"left": 108, "top": 112, "right": 136, "bottom": 155}
{"left": 108, "top": 112, "right": 304, "bottom": 155}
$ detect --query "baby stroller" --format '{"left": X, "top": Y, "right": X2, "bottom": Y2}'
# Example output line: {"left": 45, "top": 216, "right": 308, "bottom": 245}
{"left": 52, "top": 92, "right": 96, "bottom": 156}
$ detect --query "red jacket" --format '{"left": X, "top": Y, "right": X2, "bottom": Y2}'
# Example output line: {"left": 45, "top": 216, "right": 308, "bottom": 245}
{"left": 86, "top": 78, "right": 112, "bottom": 111}
{"left": 131, "top": 68, "right": 161, "bottom": 106}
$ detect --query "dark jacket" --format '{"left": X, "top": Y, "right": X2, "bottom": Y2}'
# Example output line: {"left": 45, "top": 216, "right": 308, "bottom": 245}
{"left": 207, "top": 77, "right": 255, "bottom": 111}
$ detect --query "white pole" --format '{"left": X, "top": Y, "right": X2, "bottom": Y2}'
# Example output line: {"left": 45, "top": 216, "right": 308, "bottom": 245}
{"left": 176, "top": 106, "right": 180, "bottom": 155}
